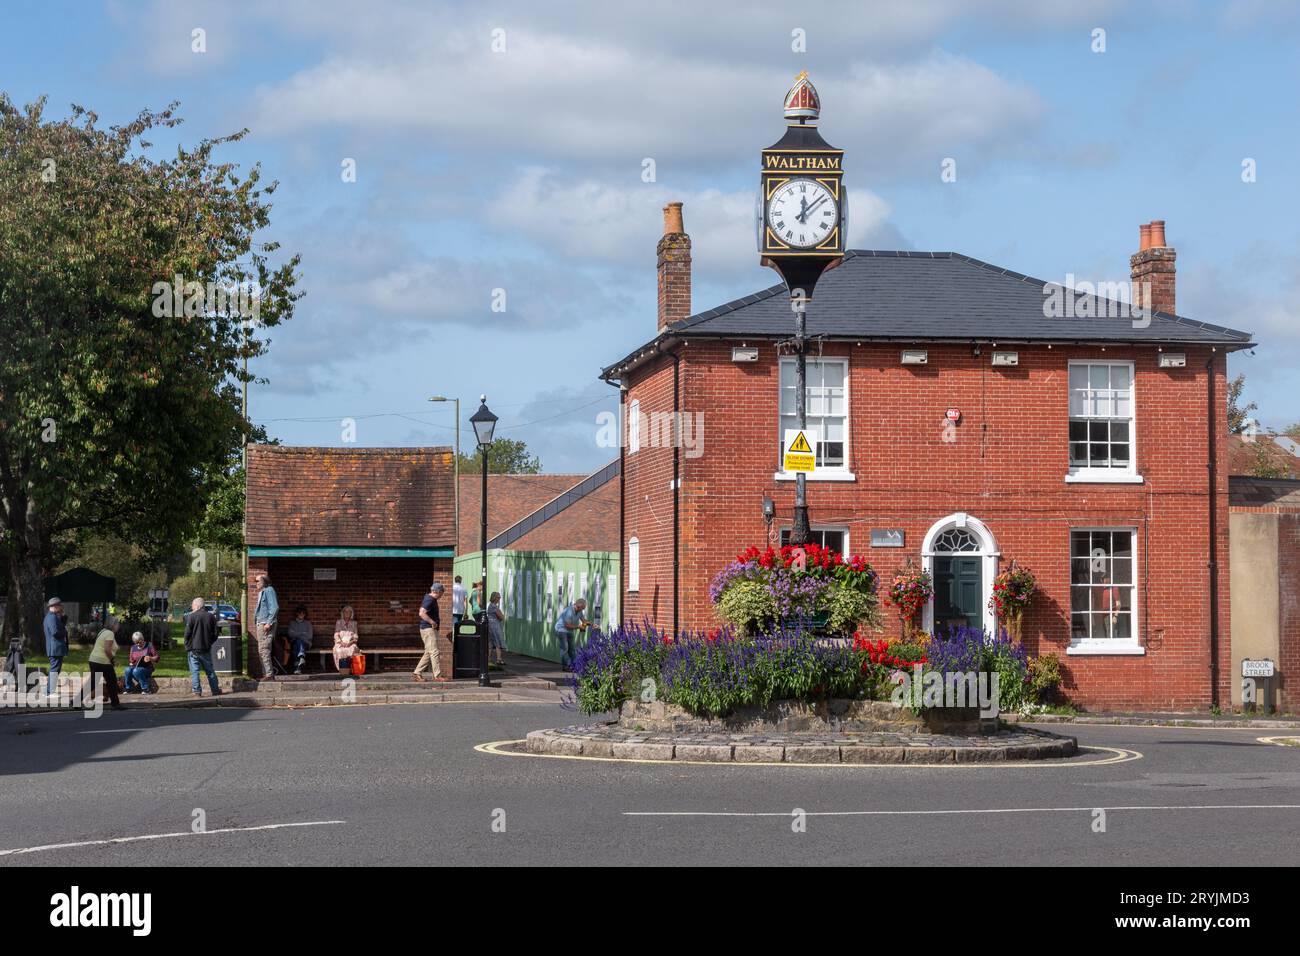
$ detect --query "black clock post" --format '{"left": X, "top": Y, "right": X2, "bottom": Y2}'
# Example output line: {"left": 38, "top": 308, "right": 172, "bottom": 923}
{"left": 757, "top": 72, "right": 846, "bottom": 545}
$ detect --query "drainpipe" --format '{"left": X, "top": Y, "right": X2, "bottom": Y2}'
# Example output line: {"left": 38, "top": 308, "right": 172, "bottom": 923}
{"left": 619, "top": 383, "right": 627, "bottom": 628}
{"left": 1206, "top": 352, "right": 1220, "bottom": 709}
{"left": 673, "top": 354, "right": 681, "bottom": 637}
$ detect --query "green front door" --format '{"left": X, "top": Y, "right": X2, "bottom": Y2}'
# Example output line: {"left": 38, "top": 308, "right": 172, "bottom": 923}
{"left": 933, "top": 556, "right": 982, "bottom": 633}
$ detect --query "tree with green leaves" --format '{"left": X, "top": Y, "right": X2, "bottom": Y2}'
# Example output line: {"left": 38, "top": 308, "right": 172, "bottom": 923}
{"left": 456, "top": 438, "right": 542, "bottom": 474}
{"left": 0, "top": 96, "right": 300, "bottom": 649}
{"left": 1227, "top": 373, "right": 1257, "bottom": 434}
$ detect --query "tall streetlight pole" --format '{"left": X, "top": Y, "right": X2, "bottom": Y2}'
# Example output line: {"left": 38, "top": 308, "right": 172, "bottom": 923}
{"left": 428, "top": 396, "right": 460, "bottom": 554}
{"left": 240, "top": 328, "right": 249, "bottom": 651}
{"left": 469, "top": 396, "right": 498, "bottom": 688}
{"left": 790, "top": 294, "right": 810, "bottom": 545}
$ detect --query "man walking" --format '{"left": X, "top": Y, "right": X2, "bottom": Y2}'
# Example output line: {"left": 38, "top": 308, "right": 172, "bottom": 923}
{"left": 413, "top": 582, "right": 447, "bottom": 683}
{"left": 184, "top": 597, "right": 223, "bottom": 697}
{"left": 253, "top": 573, "right": 279, "bottom": 681}
{"left": 43, "top": 597, "right": 68, "bottom": 697}
{"left": 451, "top": 576, "right": 468, "bottom": 628}
{"left": 553, "top": 597, "right": 589, "bottom": 672}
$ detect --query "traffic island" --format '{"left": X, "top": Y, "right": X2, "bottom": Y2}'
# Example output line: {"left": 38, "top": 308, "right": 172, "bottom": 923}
{"left": 522, "top": 723, "right": 1077, "bottom": 764}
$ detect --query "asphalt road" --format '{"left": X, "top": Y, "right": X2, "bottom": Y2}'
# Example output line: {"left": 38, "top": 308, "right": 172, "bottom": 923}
{"left": 2, "top": 701, "right": 1298, "bottom": 866}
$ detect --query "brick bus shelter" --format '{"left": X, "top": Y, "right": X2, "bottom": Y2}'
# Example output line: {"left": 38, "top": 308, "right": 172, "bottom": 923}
{"left": 244, "top": 445, "right": 456, "bottom": 677}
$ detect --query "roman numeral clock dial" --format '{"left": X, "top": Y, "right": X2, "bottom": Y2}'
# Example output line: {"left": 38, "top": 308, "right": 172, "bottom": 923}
{"left": 767, "top": 179, "right": 837, "bottom": 249}
{"left": 758, "top": 72, "right": 844, "bottom": 291}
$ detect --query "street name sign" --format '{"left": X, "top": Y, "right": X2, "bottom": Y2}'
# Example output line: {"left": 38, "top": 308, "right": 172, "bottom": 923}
{"left": 1242, "top": 659, "right": 1275, "bottom": 678}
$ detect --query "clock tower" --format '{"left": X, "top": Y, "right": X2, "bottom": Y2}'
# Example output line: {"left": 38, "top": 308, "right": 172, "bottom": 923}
{"left": 757, "top": 73, "right": 846, "bottom": 545}
{"left": 758, "top": 72, "right": 847, "bottom": 297}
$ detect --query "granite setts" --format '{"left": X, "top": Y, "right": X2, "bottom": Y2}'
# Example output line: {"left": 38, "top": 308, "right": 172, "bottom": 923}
{"left": 523, "top": 723, "right": 1078, "bottom": 764}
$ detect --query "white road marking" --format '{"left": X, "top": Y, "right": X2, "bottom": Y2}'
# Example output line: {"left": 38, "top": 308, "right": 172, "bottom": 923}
{"left": 476, "top": 740, "right": 1141, "bottom": 768}
{"left": 0, "top": 820, "right": 345, "bottom": 857}
{"left": 625, "top": 804, "right": 1300, "bottom": 818}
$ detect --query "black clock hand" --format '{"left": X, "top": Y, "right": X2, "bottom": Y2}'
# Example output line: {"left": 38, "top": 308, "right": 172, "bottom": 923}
{"left": 796, "top": 195, "right": 809, "bottom": 223}
{"left": 804, "top": 195, "right": 829, "bottom": 218}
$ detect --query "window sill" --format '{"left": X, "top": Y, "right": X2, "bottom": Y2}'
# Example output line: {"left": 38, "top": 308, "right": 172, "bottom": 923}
{"left": 773, "top": 470, "right": 857, "bottom": 483}
{"left": 1066, "top": 642, "right": 1146, "bottom": 656}
{"left": 1064, "top": 471, "right": 1144, "bottom": 485}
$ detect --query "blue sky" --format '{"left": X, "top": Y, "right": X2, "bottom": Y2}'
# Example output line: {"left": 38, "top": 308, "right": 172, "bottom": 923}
{"left": 5, "top": 0, "right": 1298, "bottom": 470}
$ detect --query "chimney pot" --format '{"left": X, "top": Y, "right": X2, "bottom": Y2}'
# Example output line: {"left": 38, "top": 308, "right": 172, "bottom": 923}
{"left": 1130, "top": 219, "right": 1176, "bottom": 316}
{"left": 663, "top": 202, "right": 684, "bottom": 236}
{"left": 657, "top": 202, "right": 691, "bottom": 332}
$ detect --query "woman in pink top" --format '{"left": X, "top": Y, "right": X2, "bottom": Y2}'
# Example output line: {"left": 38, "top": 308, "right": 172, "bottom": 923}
{"left": 333, "top": 604, "right": 360, "bottom": 672}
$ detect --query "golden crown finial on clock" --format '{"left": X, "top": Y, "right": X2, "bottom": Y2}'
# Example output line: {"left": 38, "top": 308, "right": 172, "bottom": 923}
{"left": 783, "top": 71, "right": 820, "bottom": 122}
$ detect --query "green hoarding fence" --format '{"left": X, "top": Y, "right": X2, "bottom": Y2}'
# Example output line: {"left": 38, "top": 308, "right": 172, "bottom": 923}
{"left": 452, "top": 549, "right": 618, "bottom": 663}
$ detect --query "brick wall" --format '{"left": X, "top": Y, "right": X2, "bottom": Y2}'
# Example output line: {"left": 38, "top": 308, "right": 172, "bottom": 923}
{"left": 622, "top": 355, "right": 679, "bottom": 632}
{"left": 245, "top": 556, "right": 453, "bottom": 676}
{"left": 1279, "top": 514, "right": 1300, "bottom": 712}
{"left": 622, "top": 339, "right": 1232, "bottom": 711}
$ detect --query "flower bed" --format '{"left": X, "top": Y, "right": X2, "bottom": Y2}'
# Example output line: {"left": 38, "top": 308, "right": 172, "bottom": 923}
{"left": 570, "top": 622, "right": 1062, "bottom": 719}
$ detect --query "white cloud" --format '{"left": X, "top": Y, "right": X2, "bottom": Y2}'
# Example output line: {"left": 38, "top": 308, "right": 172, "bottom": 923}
{"left": 488, "top": 168, "right": 895, "bottom": 276}
{"left": 248, "top": 28, "right": 1045, "bottom": 180}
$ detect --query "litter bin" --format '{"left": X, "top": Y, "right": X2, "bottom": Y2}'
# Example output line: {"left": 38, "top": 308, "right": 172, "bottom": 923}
{"left": 453, "top": 621, "right": 480, "bottom": 679}
{"left": 212, "top": 622, "right": 243, "bottom": 674}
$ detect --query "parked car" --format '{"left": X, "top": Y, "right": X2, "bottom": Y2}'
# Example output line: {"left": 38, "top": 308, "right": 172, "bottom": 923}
{"left": 205, "top": 603, "right": 241, "bottom": 624}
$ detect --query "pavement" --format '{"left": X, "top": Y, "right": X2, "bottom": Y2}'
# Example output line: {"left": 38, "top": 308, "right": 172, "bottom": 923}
{"left": 1, "top": 652, "right": 567, "bottom": 713}
{"left": 2, "top": 697, "right": 1298, "bottom": 866}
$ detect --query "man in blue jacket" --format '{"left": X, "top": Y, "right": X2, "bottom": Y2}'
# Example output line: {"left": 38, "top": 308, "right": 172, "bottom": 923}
{"left": 43, "top": 596, "right": 68, "bottom": 696}
{"left": 253, "top": 574, "right": 280, "bottom": 681}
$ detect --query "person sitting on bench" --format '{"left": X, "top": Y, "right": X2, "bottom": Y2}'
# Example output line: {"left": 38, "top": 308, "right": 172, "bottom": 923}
{"left": 333, "top": 604, "right": 360, "bottom": 673}
{"left": 287, "top": 605, "right": 313, "bottom": 675}
{"left": 123, "top": 631, "right": 158, "bottom": 694}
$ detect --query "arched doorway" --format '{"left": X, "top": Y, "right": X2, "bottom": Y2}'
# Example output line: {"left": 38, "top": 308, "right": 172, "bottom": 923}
{"left": 921, "top": 513, "right": 999, "bottom": 637}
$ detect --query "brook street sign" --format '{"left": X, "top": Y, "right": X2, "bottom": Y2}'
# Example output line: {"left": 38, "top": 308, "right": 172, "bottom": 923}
{"left": 1242, "top": 659, "right": 1275, "bottom": 678}
{"left": 783, "top": 428, "right": 817, "bottom": 473}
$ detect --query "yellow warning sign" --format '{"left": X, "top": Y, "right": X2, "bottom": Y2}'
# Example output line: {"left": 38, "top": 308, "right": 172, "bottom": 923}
{"left": 783, "top": 429, "right": 817, "bottom": 473}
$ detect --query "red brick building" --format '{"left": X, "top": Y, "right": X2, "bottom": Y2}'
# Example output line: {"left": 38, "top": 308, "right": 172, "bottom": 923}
{"left": 244, "top": 445, "right": 456, "bottom": 675}
{"left": 602, "top": 209, "right": 1254, "bottom": 711}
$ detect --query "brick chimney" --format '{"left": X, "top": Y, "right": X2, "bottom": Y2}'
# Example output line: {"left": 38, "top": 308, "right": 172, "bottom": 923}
{"left": 657, "top": 201, "right": 691, "bottom": 332}
{"left": 1130, "top": 219, "right": 1176, "bottom": 316}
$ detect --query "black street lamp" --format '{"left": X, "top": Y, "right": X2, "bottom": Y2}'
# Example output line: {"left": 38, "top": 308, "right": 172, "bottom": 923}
{"left": 470, "top": 395, "right": 498, "bottom": 688}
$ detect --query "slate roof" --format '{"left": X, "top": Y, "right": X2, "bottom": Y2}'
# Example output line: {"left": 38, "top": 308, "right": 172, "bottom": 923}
{"left": 1229, "top": 475, "right": 1300, "bottom": 510}
{"left": 246, "top": 445, "right": 455, "bottom": 548}
{"left": 603, "top": 250, "right": 1255, "bottom": 379}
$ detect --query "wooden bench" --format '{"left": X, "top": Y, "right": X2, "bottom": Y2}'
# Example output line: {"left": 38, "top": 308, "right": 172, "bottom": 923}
{"left": 277, "top": 622, "right": 435, "bottom": 674}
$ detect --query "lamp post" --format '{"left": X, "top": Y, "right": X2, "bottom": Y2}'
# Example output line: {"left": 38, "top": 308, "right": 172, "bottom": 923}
{"left": 469, "top": 395, "right": 498, "bottom": 688}
{"left": 428, "top": 395, "right": 460, "bottom": 555}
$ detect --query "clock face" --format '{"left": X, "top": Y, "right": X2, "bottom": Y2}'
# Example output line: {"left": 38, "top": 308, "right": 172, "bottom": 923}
{"left": 766, "top": 179, "right": 838, "bottom": 249}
